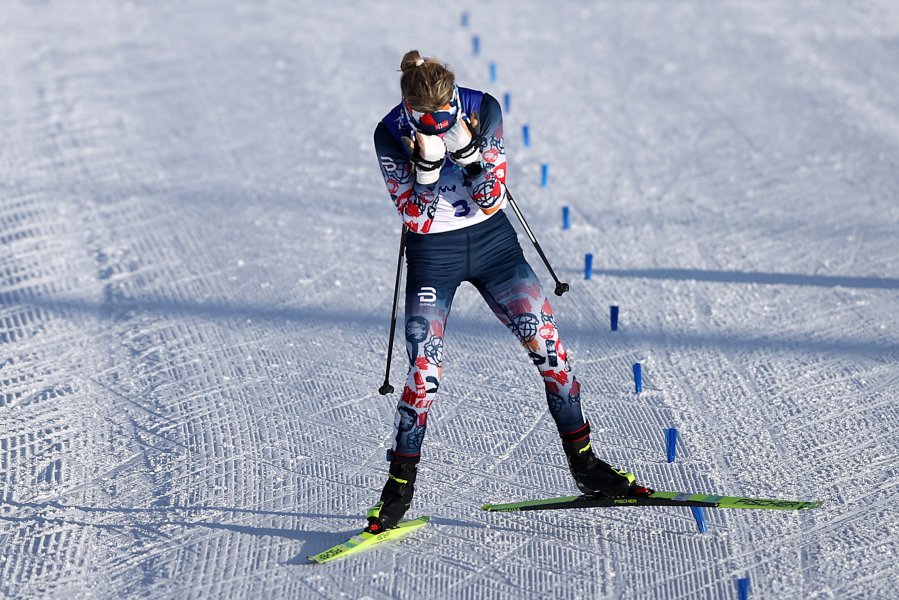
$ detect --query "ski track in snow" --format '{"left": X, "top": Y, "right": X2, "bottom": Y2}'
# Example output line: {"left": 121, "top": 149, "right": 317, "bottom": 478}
{"left": 2, "top": 1, "right": 898, "bottom": 598}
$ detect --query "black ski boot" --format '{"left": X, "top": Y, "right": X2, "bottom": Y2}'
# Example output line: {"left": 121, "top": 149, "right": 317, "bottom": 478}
{"left": 561, "top": 423, "right": 643, "bottom": 497}
{"left": 366, "top": 461, "right": 418, "bottom": 533}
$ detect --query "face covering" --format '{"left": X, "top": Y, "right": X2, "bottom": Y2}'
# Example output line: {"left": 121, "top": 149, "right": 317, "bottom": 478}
{"left": 403, "top": 85, "right": 460, "bottom": 136}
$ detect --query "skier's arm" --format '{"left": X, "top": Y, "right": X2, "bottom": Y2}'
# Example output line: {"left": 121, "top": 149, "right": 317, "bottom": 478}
{"left": 463, "top": 93, "right": 507, "bottom": 215}
{"left": 374, "top": 122, "right": 439, "bottom": 234}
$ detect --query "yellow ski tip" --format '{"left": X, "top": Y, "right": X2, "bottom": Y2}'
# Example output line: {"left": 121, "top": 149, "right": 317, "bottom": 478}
{"left": 307, "top": 516, "right": 430, "bottom": 564}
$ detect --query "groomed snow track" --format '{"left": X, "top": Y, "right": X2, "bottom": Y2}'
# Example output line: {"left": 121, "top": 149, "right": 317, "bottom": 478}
{"left": 2, "top": 2, "right": 899, "bottom": 598}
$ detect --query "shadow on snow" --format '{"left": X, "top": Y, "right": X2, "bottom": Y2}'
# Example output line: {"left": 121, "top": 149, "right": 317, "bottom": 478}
{"left": 592, "top": 267, "right": 899, "bottom": 290}
{"left": 11, "top": 292, "right": 896, "bottom": 360}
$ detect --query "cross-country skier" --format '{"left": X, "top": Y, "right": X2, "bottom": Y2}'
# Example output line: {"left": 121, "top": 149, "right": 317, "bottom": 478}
{"left": 367, "top": 50, "right": 649, "bottom": 533}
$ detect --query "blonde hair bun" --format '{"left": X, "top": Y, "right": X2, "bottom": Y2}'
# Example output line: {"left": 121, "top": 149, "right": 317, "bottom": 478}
{"left": 399, "top": 50, "right": 455, "bottom": 112}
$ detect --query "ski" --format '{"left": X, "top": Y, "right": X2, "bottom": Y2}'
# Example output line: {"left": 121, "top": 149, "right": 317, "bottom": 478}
{"left": 307, "top": 516, "right": 430, "bottom": 564}
{"left": 482, "top": 491, "right": 822, "bottom": 512}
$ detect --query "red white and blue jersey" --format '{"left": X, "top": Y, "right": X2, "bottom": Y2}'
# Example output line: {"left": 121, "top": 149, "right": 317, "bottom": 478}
{"left": 374, "top": 88, "right": 507, "bottom": 234}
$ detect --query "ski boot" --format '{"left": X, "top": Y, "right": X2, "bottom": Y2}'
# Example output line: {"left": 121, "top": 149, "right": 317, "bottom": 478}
{"left": 561, "top": 424, "right": 650, "bottom": 497}
{"left": 365, "top": 460, "right": 417, "bottom": 533}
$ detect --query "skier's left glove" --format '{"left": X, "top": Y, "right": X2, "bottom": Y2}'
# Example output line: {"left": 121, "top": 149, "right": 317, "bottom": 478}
{"left": 442, "top": 116, "right": 481, "bottom": 167}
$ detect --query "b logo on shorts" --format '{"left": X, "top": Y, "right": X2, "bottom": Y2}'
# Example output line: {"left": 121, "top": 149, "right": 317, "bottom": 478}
{"left": 418, "top": 286, "right": 437, "bottom": 305}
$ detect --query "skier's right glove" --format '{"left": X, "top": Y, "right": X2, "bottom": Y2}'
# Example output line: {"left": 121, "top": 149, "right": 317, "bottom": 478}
{"left": 407, "top": 132, "right": 446, "bottom": 185}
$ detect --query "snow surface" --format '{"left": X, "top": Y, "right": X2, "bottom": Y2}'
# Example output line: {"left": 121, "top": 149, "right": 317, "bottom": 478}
{"left": 2, "top": 1, "right": 899, "bottom": 598}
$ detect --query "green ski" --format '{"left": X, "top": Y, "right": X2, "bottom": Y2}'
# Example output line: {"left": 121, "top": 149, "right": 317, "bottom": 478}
{"left": 308, "top": 516, "right": 430, "bottom": 564}
{"left": 482, "top": 491, "right": 822, "bottom": 512}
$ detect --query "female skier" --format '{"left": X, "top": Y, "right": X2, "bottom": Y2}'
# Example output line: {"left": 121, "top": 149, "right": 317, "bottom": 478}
{"left": 367, "top": 51, "right": 648, "bottom": 532}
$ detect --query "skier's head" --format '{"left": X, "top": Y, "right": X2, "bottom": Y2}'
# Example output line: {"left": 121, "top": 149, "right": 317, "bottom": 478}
{"left": 400, "top": 50, "right": 459, "bottom": 135}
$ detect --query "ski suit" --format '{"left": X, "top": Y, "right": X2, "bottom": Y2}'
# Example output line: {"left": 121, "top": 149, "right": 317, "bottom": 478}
{"left": 374, "top": 87, "right": 589, "bottom": 463}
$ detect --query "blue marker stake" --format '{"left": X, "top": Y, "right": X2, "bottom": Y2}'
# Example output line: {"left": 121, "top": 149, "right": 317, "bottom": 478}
{"left": 489, "top": 62, "right": 497, "bottom": 83}
{"left": 666, "top": 427, "right": 679, "bottom": 463}
{"left": 504, "top": 92, "right": 511, "bottom": 113}
{"left": 472, "top": 35, "right": 480, "bottom": 55}
{"left": 562, "top": 206, "right": 570, "bottom": 230}
{"left": 633, "top": 363, "right": 642, "bottom": 393}
{"left": 522, "top": 124, "right": 530, "bottom": 147}
{"left": 737, "top": 577, "right": 750, "bottom": 600}
{"left": 690, "top": 506, "right": 708, "bottom": 533}
{"left": 610, "top": 305, "right": 619, "bottom": 331}
{"left": 540, "top": 164, "right": 549, "bottom": 187}
{"left": 584, "top": 253, "right": 593, "bottom": 280}
{"left": 461, "top": 12, "right": 469, "bottom": 27}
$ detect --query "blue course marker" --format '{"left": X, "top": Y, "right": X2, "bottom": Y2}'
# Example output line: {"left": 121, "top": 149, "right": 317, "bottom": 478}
{"left": 540, "top": 164, "right": 549, "bottom": 187}
{"left": 666, "top": 427, "right": 679, "bottom": 463}
{"left": 489, "top": 62, "right": 497, "bottom": 83}
{"left": 690, "top": 506, "right": 708, "bottom": 533}
{"left": 737, "top": 577, "right": 751, "bottom": 600}
{"left": 522, "top": 124, "right": 530, "bottom": 147}
{"left": 461, "top": 12, "right": 469, "bottom": 27}
{"left": 584, "top": 253, "right": 594, "bottom": 280}
{"left": 633, "top": 363, "right": 642, "bottom": 393}
{"left": 562, "top": 206, "right": 570, "bottom": 230}
{"left": 472, "top": 35, "right": 480, "bottom": 55}
{"left": 504, "top": 92, "right": 511, "bottom": 113}
{"left": 610, "top": 305, "right": 619, "bottom": 331}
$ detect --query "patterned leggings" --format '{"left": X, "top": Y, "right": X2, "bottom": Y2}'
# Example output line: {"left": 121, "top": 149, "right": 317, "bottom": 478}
{"left": 390, "top": 211, "right": 586, "bottom": 462}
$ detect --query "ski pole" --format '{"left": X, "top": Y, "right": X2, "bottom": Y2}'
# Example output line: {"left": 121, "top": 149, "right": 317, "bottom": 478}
{"left": 379, "top": 227, "right": 407, "bottom": 395}
{"left": 504, "top": 188, "right": 570, "bottom": 296}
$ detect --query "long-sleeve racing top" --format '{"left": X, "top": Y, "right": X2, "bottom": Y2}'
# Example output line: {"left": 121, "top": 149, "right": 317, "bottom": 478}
{"left": 374, "top": 88, "right": 507, "bottom": 234}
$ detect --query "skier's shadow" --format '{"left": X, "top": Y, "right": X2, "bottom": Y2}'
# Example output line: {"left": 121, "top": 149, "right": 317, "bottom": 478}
{"left": 587, "top": 267, "right": 899, "bottom": 290}
{"left": 3, "top": 502, "right": 514, "bottom": 566}
{"left": 287, "top": 526, "right": 361, "bottom": 565}
{"left": 2, "top": 499, "right": 376, "bottom": 565}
